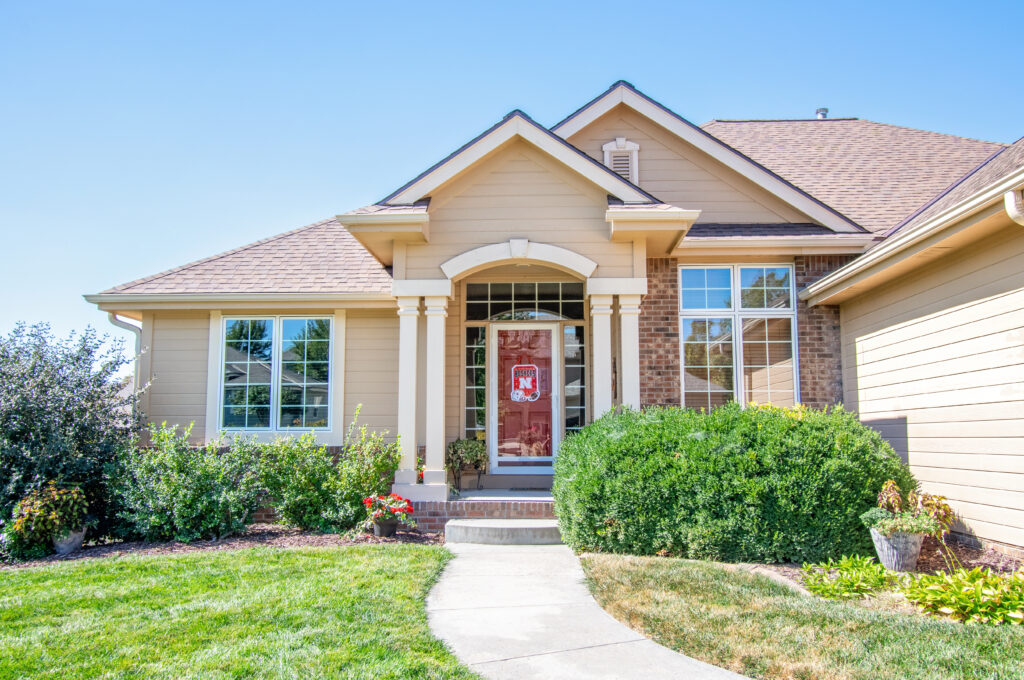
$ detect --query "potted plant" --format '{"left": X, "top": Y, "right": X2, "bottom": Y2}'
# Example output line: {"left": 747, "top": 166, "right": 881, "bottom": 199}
{"left": 446, "top": 439, "right": 487, "bottom": 491}
{"left": 9, "top": 482, "right": 91, "bottom": 556}
{"left": 861, "top": 480, "right": 955, "bottom": 571}
{"left": 362, "top": 493, "right": 415, "bottom": 537}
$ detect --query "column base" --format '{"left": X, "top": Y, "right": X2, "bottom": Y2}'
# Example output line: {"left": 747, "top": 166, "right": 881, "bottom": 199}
{"left": 394, "top": 469, "right": 418, "bottom": 485}
{"left": 392, "top": 482, "right": 450, "bottom": 503}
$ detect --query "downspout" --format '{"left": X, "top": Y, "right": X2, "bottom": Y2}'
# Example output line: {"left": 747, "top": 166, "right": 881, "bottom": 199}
{"left": 1005, "top": 189, "right": 1024, "bottom": 226}
{"left": 107, "top": 313, "right": 142, "bottom": 390}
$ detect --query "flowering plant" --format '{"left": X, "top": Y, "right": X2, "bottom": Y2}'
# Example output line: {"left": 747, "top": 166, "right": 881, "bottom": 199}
{"left": 362, "top": 493, "right": 415, "bottom": 527}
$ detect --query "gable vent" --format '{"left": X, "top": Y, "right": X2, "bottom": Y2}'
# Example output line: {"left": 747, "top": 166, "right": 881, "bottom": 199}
{"left": 602, "top": 137, "right": 640, "bottom": 185}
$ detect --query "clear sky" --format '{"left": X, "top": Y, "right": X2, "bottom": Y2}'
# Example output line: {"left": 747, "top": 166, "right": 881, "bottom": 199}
{"left": 2, "top": 0, "right": 1021, "bottom": 357}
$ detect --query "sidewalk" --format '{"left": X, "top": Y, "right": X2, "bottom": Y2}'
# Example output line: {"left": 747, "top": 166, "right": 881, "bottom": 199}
{"left": 427, "top": 542, "right": 746, "bottom": 679}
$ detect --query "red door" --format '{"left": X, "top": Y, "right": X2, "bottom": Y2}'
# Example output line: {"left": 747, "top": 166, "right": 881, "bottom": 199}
{"left": 495, "top": 327, "right": 555, "bottom": 468}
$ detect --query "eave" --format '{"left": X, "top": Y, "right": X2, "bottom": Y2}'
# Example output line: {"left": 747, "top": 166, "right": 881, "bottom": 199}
{"left": 605, "top": 205, "right": 702, "bottom": 254}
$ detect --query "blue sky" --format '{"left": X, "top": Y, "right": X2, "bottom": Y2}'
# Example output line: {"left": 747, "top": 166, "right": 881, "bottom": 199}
{"left": 1, "top": 1, "right": 1021, "bottom": 356}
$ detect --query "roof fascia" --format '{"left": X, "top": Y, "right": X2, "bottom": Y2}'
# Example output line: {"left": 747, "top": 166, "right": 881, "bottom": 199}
{"left": 802, "top": 166, "right": 1024, "bottom": 305}
{"left": 674, "top": 234, "right": 874, "bottom": 257}
{"left": 383, "top": 112, "right": 653, "bottom": 205}
{"left": 552, "top": 83, "right": 863, "bottom": 234}
{"left": 85, "top": 292, "right": 395, "bottom": 305}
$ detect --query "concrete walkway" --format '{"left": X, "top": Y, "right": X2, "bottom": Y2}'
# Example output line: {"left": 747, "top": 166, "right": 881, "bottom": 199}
{"left": 428, "top": 543, "right": 746, "bottom": 679}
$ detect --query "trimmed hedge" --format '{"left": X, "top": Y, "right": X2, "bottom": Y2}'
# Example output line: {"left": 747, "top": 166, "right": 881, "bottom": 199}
{"left": 553, "top": 403, "right": 913, "bottom": 563}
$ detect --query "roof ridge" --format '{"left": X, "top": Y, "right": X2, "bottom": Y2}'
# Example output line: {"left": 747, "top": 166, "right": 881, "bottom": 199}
{"left": 105, "top": 217, "right": 340, "bottom": 293}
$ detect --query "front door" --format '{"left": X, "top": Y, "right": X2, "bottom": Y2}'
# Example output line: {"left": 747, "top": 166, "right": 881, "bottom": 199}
{"left": 488, "top": 324, "right": 561, "bottom": 474}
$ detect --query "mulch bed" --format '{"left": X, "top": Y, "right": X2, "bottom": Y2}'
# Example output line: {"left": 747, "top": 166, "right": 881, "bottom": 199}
{"left": 2, "top": 523, "right": 443, "bottom": 571}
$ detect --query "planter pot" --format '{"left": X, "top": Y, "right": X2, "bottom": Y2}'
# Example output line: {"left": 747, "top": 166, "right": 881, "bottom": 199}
{"left": 53, "top": 528, "right": 86, "bottom": 556}
{"left": 373, "top": 519, "right": 399, "bottom": 538}
{"left": 870, "top": 528, "right": 924, "bottom": 571}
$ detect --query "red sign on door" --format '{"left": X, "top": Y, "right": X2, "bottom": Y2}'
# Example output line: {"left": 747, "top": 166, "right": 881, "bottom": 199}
{"left": 511, "top": 364, "right": 540, "bottom": 402}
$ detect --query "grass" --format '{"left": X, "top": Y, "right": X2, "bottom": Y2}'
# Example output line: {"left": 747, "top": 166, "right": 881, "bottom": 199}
{"left": 581, "top": 553, "right": 1024, "bottom": 680}
{"left": 0, "top": 545, "right": 476, "bottom": 679}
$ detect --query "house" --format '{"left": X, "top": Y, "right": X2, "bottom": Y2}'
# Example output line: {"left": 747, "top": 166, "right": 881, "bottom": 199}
{"left": 86, "top": 82, "right": 1023, "bottom": 552}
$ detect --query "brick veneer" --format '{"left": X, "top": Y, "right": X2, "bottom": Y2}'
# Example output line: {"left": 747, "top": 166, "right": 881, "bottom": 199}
{"left": 794, "top": 255, "right": 857, "bottom": 409}
{"left": 412, "top": 499, "right": 555, "bottom": 532}
{"left": 639, "top": 255, "right": 855, "bottom": 409}
{"left": 639, "top": 257, "right": 682, "bottom": 406}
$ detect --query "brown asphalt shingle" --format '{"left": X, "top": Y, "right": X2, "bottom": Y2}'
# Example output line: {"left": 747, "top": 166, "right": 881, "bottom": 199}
{"left": 701, "top": 118, "right": 1006, "bottom": 232}
{"left": 103, "top": 218, "right": 392, "bottom": 295}
{"left": 893, "top": 136, "right": 1024, "bottom": 234}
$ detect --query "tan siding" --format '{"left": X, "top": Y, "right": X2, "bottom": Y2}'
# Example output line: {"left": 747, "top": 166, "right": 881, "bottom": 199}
{"left": 405, "top": 140, "right": 635, "bottom": 279}
{"left": 841, "top": 225, "right": 1024, "bottom": 549}
{"left": 566, "top": 105, "right": 811, "bottom": 224}
{"left": 344, "top": 311, "right": 399, "bottom": 437}
{"left": 147, "top": 312, "right": 209, "bottom": 439}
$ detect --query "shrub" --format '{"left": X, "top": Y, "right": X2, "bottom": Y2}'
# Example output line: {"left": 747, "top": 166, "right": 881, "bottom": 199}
{"left": 446, "top": 439, "right": 487, "bottom": 491}
{"left": 259, "top": 408, "right": 400, "bottom": 531}
{"left": 115, "top": 424, "right": 263, "bottom": 542}
{"left": 1, "top": 483, "right": 90, "bottom": 560}
{"left": 903, "top": 568, "right": 1024, "bottom": 624}
{"left": 0, "top": 323, "right": 141, "bottom": 539}
{"left": 553, "top": 403, "right": 913, "bottom": 563}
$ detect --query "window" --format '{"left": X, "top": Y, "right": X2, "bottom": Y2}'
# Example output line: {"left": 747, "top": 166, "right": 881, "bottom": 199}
{"left": 222, "top": 316, "right": 332, "bottom": 430}
{"left": 602, "top": 137, "right": 640, "bottom": 184}
{"left": 679, "top": 266, "right": 797, "bottom": 410}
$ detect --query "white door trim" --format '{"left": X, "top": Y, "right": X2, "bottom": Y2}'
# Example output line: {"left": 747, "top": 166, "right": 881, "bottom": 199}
{"left": 487, "top": 322, "right": 562, "bottom": 475}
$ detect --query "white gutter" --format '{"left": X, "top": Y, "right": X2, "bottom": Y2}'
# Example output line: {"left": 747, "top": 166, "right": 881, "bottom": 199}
{"left": 1006, "top": 189, "right": 1024, "bottom": 226}
{"left": 107, "top": 313, "right": 142, "bottom": 390}
{"left": 84, "top": 292, "right": 395, "bottom": 304}
{"left": 802, "top": 166, "right": 1024, "bottom": 304}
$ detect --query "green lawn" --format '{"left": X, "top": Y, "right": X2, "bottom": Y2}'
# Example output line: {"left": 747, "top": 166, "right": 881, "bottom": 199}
{"left": 582, "top": 553, "right": 1024, "bottom": 680}
{"left": 1, "top": 546, "right": 476, "bottom": 679}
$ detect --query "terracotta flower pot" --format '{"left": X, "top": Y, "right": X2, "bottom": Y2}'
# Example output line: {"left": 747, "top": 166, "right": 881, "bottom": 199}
{"left": 373, "top": 519, "right": 399, "bottom": 538}
{"left": 870, "top": 528, "right": 924, "bottom": 571}
{"left": 53, "top": 528, "right": 86, "bottom": 556}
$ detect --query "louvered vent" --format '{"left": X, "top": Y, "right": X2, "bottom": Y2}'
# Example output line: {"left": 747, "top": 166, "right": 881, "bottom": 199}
{"left": 609, "top": 152, "right": 632, "bottom": 180}
{"left": 601, "top": 137, "right": 639, "bottom": 185}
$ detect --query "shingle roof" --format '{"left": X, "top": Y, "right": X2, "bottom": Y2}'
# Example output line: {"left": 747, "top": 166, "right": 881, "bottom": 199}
{"left": 687, "top": 223, "right": 837, "bottom": 238}
{"left": 701, "top": 119, "right": 1005, "bottom": 232}
{"left": 103, "top": 218, "right": 392, "bottom": 295}
{"left": 891, "top": 136, "right": 1024, "bottom": 235}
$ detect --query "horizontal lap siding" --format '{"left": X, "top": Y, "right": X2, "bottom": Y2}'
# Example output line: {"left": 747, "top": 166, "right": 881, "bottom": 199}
{"left": 405, "top": 140, "right": 634, "bottom": 279}
{"left": 148, "top": 312, "right": 209, "bottom": 438}
{"left": 345, "top": 312, "right": 399, "bottom": 438}
{"left": 566, "top": 104, "right": 810, "bottom": 224}
{"left": 841, "top": 225, "right": 1024, "bottom": 549}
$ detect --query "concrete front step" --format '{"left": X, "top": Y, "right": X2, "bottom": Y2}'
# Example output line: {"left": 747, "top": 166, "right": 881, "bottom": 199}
{"left": 445, "top": 519, "right": 562, "bottom": 545}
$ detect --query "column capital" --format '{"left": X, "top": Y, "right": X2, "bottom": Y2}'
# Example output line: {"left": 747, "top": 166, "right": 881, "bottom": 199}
{"left": 618, "top": 294, "right": 643, "bottom": 315}
{"left": 396, "top": 296, "right": 420, "bottom": 315}
{"left": 424, "top": 295, "right": 449, "bottom": 317}
{"left": 589, "top": 294, "right": 613, "bottom": 315}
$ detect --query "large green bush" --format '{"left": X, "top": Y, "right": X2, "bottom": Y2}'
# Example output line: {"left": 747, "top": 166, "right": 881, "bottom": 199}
{"left": 115, "top": 424, "right": 264, "bottom": 542}
{"left": 0, "top": 323, "right": 141, "bottom": 538}
{"left": 259, "top": 409, "right": 400, "bottom": 531}
{"left": 553, "top": 403, "right": 913, "bottom": 563}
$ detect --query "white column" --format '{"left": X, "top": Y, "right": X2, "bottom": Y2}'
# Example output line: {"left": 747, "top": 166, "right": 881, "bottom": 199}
{"left": 393, "top": 297, "right": 420, "bottom": 490}
{"left": 618, "top": 294, "right": 642, "bottom": 410}
{"left": 590, "top": 294, "right": 614, "bottom": 416}
{"left": 420, "top": 295, "right": 450, "bottom": 500}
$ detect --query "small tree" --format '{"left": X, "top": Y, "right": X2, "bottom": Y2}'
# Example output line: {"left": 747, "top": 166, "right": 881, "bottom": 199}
{"left": 0, "top": 323, "right": 142, "bottom": 537}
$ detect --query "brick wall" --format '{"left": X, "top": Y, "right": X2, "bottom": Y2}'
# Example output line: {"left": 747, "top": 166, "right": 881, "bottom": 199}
{"left": 639, "top": 257, "right": 682, "bottom": 406}
{"left": 794, "top": 255, "right": 857, "bottom": 409}
{"left": 639, "top": 255, "right": 855, "bottom": 409}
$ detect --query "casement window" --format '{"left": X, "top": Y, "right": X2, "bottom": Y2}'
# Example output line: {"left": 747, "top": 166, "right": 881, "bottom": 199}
{"left": 602, "top": 137, "right": 640, "bottom": 184}
{"left": 221, "top": 316, "right": 333, "bottom": 431}
{"left": 679, "top": 265, "right": 798, "bottom": 410}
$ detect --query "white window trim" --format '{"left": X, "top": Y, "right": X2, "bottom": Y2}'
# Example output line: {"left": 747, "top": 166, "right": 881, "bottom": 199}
{"left": 678, "top": 264, "right": 800, "bottom": 408}
{"left": 602, "top": 137, "right": 640, "bottom": 185}
{"left": 204, "top": 311, "right": 346, "bottom": 443}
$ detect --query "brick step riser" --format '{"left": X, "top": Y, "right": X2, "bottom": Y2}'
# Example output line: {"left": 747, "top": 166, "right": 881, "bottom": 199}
{"left": 413, "top": 500, "right": 555, "bottom": 532}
